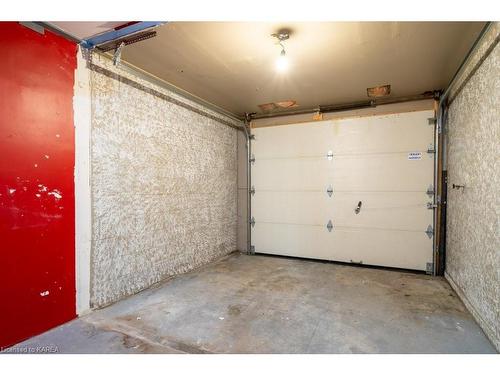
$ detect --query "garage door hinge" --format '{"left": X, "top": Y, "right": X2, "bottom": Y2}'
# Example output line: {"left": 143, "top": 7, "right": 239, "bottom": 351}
{"left": 427, "top": 144, "right": 435, "bottom": 154}
{"left": 249, "top": 134, "right": 256, "bottom": 140}
{"left": 250, "top": 186, "right": 255, "bottom": 196}
{"left": 427, "top": 202, "right": 438, "bottom": 209}
{"left": 426, "top": 185, "right": 435, "bottom": 198}
{"left": 249, "top": 154, "right": 255, "bottom": 164}
{"left": 327, "top": 220, "right": 334, "bottom": 232}
{"left": 327, "top": 150, "right": 334, "bottom": 161}
{"left": 428, "top": 118, "right": 437, "bottom": 125}
{"left": 250, "top": 217, "right": 256, "bottom": 227}
{"left": 327, "top": 185, "right": 333, "bottom": 197}
{"left": 426, "top": 262, "right": 434, "bottom": 274}
{"left": 425, "top": 225, "right": 434, "bottom": 239}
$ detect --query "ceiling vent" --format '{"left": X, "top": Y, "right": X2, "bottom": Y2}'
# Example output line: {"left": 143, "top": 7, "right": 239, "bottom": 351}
{"left": 367, "top": 84, "right": 391, "bottom": 98}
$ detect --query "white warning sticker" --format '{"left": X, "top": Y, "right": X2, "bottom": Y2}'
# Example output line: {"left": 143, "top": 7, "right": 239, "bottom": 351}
{"left": 408, "top": 152, "right": 422, "bottom": 160}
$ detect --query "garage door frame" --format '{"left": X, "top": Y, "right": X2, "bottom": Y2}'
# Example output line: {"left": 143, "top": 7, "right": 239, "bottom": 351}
{"left": 246, "top": 107, "right": 440, "bottom": 274}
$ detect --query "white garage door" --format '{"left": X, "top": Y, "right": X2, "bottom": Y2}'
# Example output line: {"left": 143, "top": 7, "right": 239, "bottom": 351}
{"left": 251, "top": 110, "right": 435, "bottom": 271}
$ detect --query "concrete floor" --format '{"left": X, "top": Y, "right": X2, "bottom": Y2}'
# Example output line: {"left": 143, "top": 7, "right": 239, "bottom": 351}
{"left": 14, "top": 253, "right": 496, "bottom": 353}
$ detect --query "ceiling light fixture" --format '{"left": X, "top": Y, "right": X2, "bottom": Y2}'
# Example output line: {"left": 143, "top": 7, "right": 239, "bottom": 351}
{"left": 271, "top": 31, "right": 290, "bottom": 73}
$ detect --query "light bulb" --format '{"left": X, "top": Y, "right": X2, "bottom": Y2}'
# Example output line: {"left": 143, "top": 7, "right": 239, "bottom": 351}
{"left": 276, "top": 50, "right": 289, "bottom": 72}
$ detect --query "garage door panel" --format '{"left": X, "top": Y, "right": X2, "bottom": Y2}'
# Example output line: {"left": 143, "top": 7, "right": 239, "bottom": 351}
{"left": 252, "top": 223, "right": 335, "bottom": 260}
{"left": 332, "top": 192, "right": 433, "bottom": 230}
{"left": 253, "top": 122, "right": 334, "bottom": 158}
{"left": 252, "top": 191, "right": 432, "bottom": 230}
{"left": 252, "top": 157, "right": 334, "bottom": 191}
{"left": 252, "top": 191, "right": 334, "bottom": 226}
{"left": 252, "top": 110, "right": 435, "bottom": 159}
{"left": 330, "top": 110, "right": 435, "bottom": 155}
{"left": 254, "top": 154, "right": 433, "bottom": 192}
{"left": 252, "top": 223, "right": 432, "bottom": 271}
{"left": 332, "top": 154, "right": 434, "bottom": 191}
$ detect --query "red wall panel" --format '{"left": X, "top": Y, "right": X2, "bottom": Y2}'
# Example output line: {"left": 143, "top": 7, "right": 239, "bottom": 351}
{"left": 0, "top": 22, "right": 77, "bottom": 348}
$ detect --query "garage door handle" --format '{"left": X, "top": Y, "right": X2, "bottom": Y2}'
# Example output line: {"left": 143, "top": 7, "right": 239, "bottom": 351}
{"left": 354, "top": 201, "right": 362, "bottom": 214}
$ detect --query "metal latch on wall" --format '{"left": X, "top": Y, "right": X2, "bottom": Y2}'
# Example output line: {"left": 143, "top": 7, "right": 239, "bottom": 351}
{"left": 326, "top": 220, "right": 333, "bottom": 232}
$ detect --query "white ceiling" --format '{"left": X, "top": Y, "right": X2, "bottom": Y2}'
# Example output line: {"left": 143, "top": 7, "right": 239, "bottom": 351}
{"left": 51, "top": 21, "right": 128, "bottom": 39}
{"left": 51, "top": 22, "right": 485, "bottom": 117}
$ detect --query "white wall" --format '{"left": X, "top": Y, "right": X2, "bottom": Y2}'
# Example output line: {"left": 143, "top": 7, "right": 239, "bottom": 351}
{"left": 74, "top": 47, "right": 92, "bottom": 315}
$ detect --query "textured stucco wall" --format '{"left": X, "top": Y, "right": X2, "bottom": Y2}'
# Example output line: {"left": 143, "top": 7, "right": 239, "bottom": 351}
{"left": 445, "top": 41, "right": 499, "bottom": 351}
{"left": 89, "top": 55, "right": 239, "bottom": 307}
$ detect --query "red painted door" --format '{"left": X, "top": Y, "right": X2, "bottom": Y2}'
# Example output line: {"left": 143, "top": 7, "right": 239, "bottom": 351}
{"left": 0, "top": 22, "right": 77, "bottom": 348}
